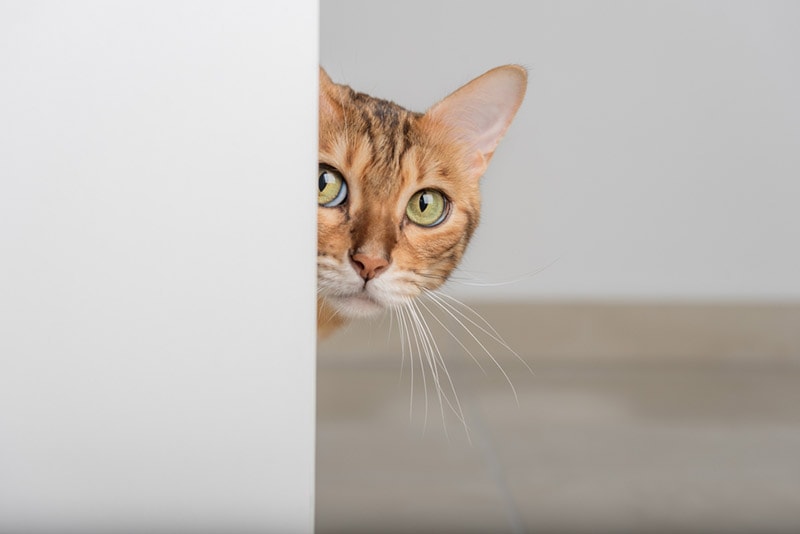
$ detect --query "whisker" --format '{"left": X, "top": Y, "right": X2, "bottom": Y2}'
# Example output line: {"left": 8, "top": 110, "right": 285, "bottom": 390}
{"left": 387, "top": 304, "right": 395, "bottom": 345}
{"left": 428, "top": 290, "right": 534, "bottom": 376}
{"left": 317, "top": 299, "right": 342, "bottom": 330}
{"left": 396, "top": 302, "right": 414, "bottom": 420}
{"left": 417, "top": 297, "right": 488, "bottom": 375}
{"left": 409, "top": 299, "right": 470, "bottom": 438}
{"left": 406, "top": 300, "right": 443, "bottom": 433}
{"left": 430, "top": 292, "right": 508, "bottom": 347}
{"left": 422, "top": 290, "right": 522, "bottom": 406}
{"left": 392, "top": 306, "right": 405, "bottom": 385}
{"left": 449, "top": 257, "right": 561, "bottom": 287}
{"left": 401, "top": 300, "right": 428, "bottom": 430}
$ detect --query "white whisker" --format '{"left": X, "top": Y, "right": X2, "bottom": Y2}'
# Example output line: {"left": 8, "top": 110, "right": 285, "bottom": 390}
{"left": 406, "top": 300, "right": 442, "bottom": 433}
{"left": 392, "top": 306, "right": 405, "bottom": 385}
{"left": 401, "top": 300, "right": 428, "bottom": 429}
{"left": 428, "top": 290, "right": 533, "bottom": 376}
{"left": 417, "top": 297, "right": 488, "bottom": 375}
{"left": 406, "top": 301, "right": 448, "bottom": 438}
{"left": 409, "top": 299, "right": 470, "bottom": 439}
{"left": 397, "top": 303, "right": 416, "bottom": 420}
{"left": 433, "top": 291, "right": 506, "bottom": 342}
{"left": 450, "top": 257, "right": 561, "bottom": 287}
{"left": 422, "top": 290, "right": 522, "bottom": 406}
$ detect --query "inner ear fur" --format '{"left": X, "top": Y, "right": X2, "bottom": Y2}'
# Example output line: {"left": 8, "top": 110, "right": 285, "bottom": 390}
{"left": 423, "top": 65, "right": 527, "bottom": 179}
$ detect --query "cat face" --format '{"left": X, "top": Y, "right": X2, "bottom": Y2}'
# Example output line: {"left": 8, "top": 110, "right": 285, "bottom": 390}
{"left": 318, "top": 66, "right": 526, "bottom": 320}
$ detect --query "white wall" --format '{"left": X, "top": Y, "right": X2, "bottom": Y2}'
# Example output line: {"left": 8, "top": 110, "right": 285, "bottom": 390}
{"left": 321, "top": 0, "right": 800, "bottom": 300}
{"left": 0, "top": 2, "right": 316, "bottom": 532}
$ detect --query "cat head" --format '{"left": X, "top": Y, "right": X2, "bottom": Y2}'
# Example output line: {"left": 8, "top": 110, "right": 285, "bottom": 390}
{"left": 318, "top": 65, "right": 526, "bottom": 319}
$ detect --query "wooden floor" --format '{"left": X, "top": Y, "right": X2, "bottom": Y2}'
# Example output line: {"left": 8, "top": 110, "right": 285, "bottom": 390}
{"left": 317, "top": 302, "right": 800, "bottom": 533}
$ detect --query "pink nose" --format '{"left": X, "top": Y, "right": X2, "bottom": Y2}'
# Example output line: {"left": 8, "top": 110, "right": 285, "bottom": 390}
{"left": 350, "top": 253, "right": 390, "bottom": 281}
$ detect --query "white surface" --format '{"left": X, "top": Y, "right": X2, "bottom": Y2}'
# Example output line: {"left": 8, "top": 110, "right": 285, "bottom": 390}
{"left": 321, "top": 0, "right": 800, "bottom": 300}
{"left": 0, "top": 2, "right": 316, "bottom": 532}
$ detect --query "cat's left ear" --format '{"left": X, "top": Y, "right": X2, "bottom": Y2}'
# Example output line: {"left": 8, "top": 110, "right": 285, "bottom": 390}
{"left": 424, "top": 65, "right": 527, "bottom": 179}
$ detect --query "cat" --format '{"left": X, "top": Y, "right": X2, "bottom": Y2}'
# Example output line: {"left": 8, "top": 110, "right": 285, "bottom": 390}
{"left": 317, "top": 65, "right": 527, "bottom": 339}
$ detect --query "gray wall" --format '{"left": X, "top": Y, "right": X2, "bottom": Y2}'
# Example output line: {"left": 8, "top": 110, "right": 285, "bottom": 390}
{"left": 321, "top": 0, "right": 800, "bottom": 300}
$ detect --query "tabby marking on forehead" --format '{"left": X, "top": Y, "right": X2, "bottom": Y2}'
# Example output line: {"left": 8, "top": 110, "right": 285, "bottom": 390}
{"left": 322, "top": 94, "right": 422, "bottom": 199}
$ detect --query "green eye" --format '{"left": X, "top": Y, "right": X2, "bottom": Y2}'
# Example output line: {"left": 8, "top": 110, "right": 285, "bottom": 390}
{"left": 406, "top": 189, "right": 448, "bottom": 227}
{"left": 318, "top": 168, "right": 347, "bottom": 207}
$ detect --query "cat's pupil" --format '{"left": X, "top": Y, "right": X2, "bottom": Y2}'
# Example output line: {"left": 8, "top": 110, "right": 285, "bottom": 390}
{"left": 419, "top": 192, "right": 432, "bottom": 212}
{"left": 318, "top": 172, "right": 330, "bottom": 192}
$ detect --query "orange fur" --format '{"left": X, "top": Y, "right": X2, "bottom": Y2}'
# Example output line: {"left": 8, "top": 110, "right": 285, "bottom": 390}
{"left": 317, "top": 66, "right": 526, "bottom": 338}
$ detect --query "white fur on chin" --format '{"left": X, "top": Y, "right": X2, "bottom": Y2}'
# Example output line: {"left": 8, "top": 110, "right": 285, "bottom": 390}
{"left": 329, "top": 293, "right": 385, "bottom": 318}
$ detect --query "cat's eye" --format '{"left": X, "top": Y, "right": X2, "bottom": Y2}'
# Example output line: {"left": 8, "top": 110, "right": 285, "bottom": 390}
{"left": 406, "top": 189, "right": 448, "bottom": 227}
{"left": 318, "top": 168, "right": 348, "bottom": 207}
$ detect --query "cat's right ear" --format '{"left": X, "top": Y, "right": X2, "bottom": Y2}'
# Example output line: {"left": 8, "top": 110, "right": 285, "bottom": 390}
{"left": 319, "top": 66, "right": 334, "bottom": 89}
{"left": 319, "top": 67, "right": 341, "bottom": 120}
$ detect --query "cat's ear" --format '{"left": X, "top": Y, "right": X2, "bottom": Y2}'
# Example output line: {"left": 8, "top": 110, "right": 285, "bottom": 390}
{"left": 319, "top": 67, "right": 341, "bottom": 121}
{"left": 319, "top": 66, "right": 334, "bottom": 90}
{"left": 424, "top": 65, "right": 527, "bottom": 179}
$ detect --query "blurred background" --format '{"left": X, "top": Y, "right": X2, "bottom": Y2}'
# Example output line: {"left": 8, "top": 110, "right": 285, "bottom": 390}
{"left": 317, "top": 1, "right": 800, "bottom": 532}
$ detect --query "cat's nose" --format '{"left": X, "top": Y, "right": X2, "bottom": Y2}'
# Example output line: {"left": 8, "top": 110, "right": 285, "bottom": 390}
{"left": 350, "top": 253, "right": 390, "bottom": 281}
